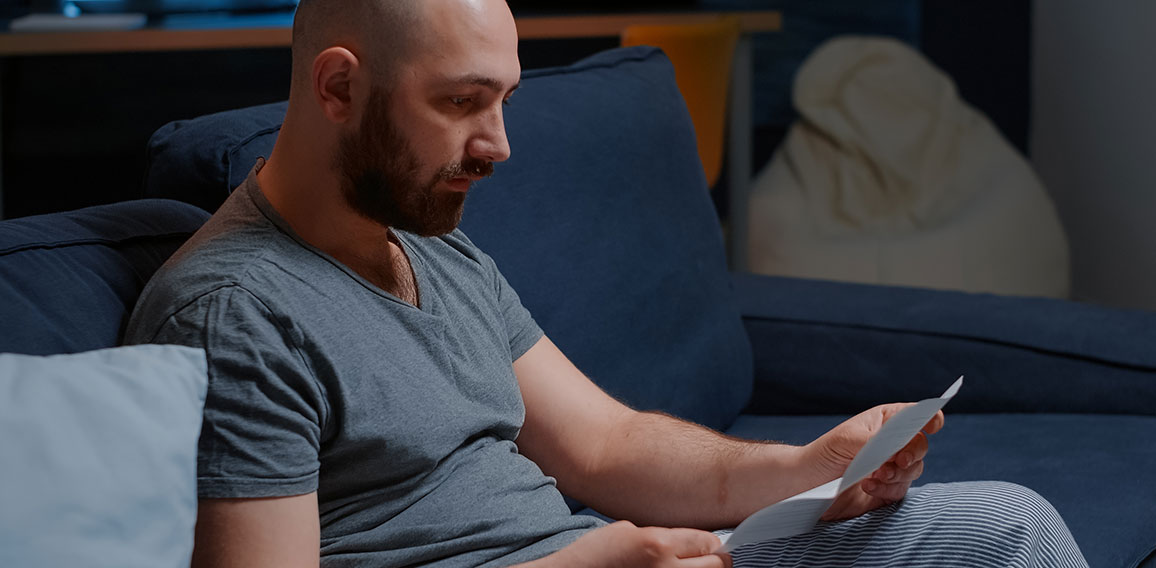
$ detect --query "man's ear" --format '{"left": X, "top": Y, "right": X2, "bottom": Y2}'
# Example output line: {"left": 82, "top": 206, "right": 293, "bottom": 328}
{"left": 312, "top": 47, "right": 361, "bottom": 124}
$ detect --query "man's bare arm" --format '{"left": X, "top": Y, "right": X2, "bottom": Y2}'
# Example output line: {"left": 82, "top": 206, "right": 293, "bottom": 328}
{"left": 513, "top": 336, "right": 941, "bottom": 529}
{"left": 190, "top": 493, "right": 320, "bottom": 568}
{"left": 513, "top": 521, "right": 728, "bottom": 568}
{"left": 513, "top": 336, "right": 814, "bottom": 528}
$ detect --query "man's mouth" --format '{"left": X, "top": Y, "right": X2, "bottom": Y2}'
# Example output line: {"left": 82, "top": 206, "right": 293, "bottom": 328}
{"left": 445, "top": 177, "right": 473, "bottom": 192}
{"left": 437, "top": 160, "right": 493, "bottom": 193}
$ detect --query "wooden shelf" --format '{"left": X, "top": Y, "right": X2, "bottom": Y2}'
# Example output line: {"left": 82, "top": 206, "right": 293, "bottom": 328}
{"left": 0, "top": 10, "right": 780, "bottom": 56}
{"left": 517, "top": 11, "right": 781, "bottom": 40}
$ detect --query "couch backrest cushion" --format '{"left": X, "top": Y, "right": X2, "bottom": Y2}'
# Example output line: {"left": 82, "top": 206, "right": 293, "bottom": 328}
{"left": 141, "top": 46, "right": 752, "bottom": 431}
{"left": 736, "top": 272, "right": 1156, "bottom": 416}
{"left": 463, "top": 48, "right": 752, "bottom": 429}
{"left": 144, "top": 101, "right": 287, "bottom": 213}
{"left": 0, "top": 199, "right": 210, "bottom": 355}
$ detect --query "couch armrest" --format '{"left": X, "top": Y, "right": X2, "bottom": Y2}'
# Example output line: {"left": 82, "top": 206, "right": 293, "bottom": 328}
{"left": 733, "top": 272, "right": 1156, "bottom": 416}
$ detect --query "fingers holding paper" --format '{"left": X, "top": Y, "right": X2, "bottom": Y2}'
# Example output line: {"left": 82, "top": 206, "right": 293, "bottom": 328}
{"left": 712, "top": 379, "right": 961, "bottom": 553}
{"left": 870, "top": 409, "right": 940, "bottom": 481}
{"left": 810, "top": 404, "right": 946, "bottom": 521}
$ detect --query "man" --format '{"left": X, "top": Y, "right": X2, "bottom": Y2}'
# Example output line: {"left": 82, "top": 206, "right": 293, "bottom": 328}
{"left": 126, "top": 0, "right": 1088, "bottom": 566}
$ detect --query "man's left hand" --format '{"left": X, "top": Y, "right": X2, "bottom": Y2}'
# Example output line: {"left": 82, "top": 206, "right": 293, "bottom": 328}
{"left": 803, "top": 403, "right": 945, "bottom": 521}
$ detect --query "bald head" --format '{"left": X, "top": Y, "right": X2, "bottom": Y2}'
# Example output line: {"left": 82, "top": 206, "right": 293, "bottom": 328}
{"left": 261, "top": 0, "right": 520, "bottom": 244}
{"left": 290, "top": 0, "right": 423, "bottom": 92}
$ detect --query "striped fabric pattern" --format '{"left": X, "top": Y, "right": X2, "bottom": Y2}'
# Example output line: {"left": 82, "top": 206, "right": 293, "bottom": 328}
{"left": 725, "top": 481, "right": 1087, "bottom": 567}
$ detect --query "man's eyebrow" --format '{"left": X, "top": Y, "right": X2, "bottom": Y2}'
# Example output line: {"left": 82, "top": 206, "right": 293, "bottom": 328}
{"left": 445, "top": 74, "right": 520, "bottom": 95}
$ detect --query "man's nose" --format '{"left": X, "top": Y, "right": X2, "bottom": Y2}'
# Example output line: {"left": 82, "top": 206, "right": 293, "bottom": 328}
{"left": 468, "top": 110, "right": 511, "bottom": 163}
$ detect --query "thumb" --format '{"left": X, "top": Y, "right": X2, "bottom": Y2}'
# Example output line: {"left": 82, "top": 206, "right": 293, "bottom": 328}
{"left": 665, "top": 528, "right": 723, "bottom": 558}
{"left": 811, "top": 403, "right": 915, "bottom": 473}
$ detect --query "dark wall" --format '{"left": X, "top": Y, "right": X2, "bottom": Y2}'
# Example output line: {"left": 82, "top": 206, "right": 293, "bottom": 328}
{"left": 921, "top": 0, "right": 1031, "bottom": 154}
{"left": 0, "top": 37, "right": 623, "bottom": 219}
{"left": 0, "top": 0, "right": 1031, "bottom": 219}
{"left": 1, "top": 48, "right": 292, "bottom": 217}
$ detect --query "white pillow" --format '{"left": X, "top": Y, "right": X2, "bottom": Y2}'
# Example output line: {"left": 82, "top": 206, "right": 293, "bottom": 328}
{"left": 748, "top": 36, "right": 1070, "bottom": 298}
{"left": 0, "top": 345, "right": 207, "bottom": 568}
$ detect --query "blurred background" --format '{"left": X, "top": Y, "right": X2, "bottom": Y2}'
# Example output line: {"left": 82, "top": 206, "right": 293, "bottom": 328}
{"left": 0, "top": 0, "right": 1152, "bottom": 313}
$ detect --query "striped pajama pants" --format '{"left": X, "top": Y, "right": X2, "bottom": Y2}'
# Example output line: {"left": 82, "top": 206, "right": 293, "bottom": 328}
{"left": 725, "top": 481, "right": 1088, "bottom": 567}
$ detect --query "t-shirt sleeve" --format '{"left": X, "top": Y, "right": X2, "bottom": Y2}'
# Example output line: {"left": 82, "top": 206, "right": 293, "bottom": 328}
{"left": 147, "top": 285, "right": 325, "bottom": 499}
{"left": 478, "top": 249, "right": 543, "bottom": 360}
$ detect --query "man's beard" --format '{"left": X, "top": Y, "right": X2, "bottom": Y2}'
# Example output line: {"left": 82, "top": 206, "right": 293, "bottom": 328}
{"left": 334, "top": 86, "right": 493, "bottom": 237}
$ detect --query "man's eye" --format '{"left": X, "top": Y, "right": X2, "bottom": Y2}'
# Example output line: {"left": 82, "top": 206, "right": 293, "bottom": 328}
{"left": 450, "top": 97, "right": 470, "bottom": 106}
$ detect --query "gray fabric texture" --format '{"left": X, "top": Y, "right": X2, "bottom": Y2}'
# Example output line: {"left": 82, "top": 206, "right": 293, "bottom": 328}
{"left": 124, "top": 164, "right": 601, "bottom": 567}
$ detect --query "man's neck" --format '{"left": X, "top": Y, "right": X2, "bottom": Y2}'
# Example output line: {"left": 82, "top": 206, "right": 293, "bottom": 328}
{"left": 257, "top": 134, "right": 419, "bottom": 306}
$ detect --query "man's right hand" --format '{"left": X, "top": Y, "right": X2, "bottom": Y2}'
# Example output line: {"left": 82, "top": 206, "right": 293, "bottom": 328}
{"left": 518, "top": 521, "right": 730, "bottom": 568}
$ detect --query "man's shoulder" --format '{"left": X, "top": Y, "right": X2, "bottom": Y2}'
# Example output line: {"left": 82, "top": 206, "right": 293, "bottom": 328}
{"left": 157, "top": 210, "right": 288, "bottom": 292}
{"left": 126, "top": 199, "right": 309, "bottom": 341}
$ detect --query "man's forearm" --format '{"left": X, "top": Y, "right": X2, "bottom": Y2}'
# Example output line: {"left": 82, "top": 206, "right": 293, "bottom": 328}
{"left": 562, "top": 411, "right": 827, "bottom": 529}
{"left": 510, "top": 520, "right": 727, "bottom": 568}
{"left": 512, "top": 336, "right": 836, "bottom": 530}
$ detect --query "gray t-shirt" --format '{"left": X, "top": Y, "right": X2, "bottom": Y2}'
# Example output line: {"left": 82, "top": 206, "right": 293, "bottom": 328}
{"left": 125, "top": 165, "right": 602, "bottom": 567}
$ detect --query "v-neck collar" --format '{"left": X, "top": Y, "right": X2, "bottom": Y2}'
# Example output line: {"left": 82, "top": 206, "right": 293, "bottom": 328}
{"left": 387, "top": 228, "right": 424, "bottom": 310}
{"left": 241, "top": 160, "right": 435, "bottom": 315}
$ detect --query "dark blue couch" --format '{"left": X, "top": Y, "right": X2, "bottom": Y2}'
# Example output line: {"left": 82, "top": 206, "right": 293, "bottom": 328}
{"left": 2, "top": 46, "right": 1153, "bottom": 566}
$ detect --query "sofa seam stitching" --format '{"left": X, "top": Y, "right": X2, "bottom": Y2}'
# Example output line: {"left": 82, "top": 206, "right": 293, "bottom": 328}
{"left": 0, "top": 231, "right": 199, "bottom": 256}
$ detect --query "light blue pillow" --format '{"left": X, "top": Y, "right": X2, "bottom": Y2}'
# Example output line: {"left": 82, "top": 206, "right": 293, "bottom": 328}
{"left": 0, "top": 345, "right": 207, "bottom": 568}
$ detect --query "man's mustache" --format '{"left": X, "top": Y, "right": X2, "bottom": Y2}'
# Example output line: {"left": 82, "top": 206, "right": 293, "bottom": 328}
{"left": 438, "top": 159, "right": 494, "bottom": 180}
